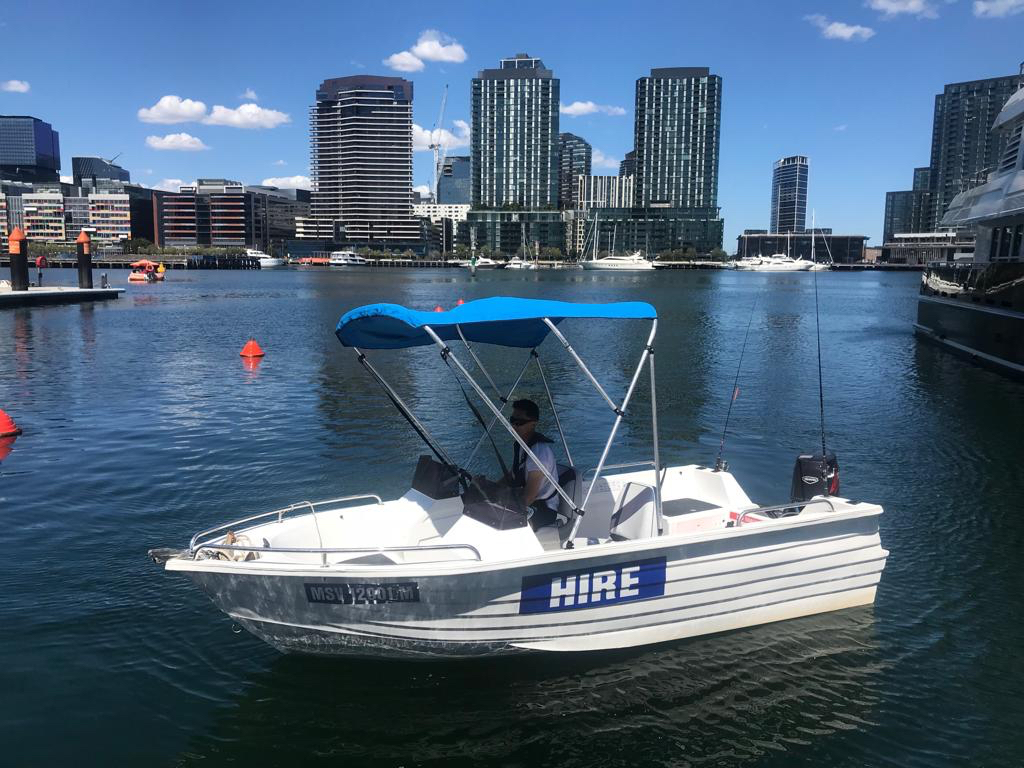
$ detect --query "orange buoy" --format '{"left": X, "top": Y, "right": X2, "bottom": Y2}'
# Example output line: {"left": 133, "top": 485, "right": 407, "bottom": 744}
{"left": 455, "top": 298, "right": 465, "bottom": 306}
{"left": 433, "top": 305, "right": 444, "bottom": 312}
{"left": 0, "top": 435, "right": 16, "bottom": 461}
{"left": 240, "top": 338, "right": 265, "bottom": 358}
{"left": 0, "top": 409, "right": 22, "bottom": 438}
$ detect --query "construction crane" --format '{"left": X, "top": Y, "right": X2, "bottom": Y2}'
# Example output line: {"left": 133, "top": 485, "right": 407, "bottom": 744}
{"left": 430, "top": 85, "right": 448, "bottom": 201}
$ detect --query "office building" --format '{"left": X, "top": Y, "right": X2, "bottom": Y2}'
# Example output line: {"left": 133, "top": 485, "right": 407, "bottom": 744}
{"left": 471, "top": 53, "right": 559, "bottom": 209}
{"left": 927, "top": 72, "right": 1023, "bottom": 229}
{"left": 883, "top": 166, "right": 934, "bottom": 243}
{"left": 437, "top": 155, "right": 470, "bottom": 204}
{"left": 305, "top": 75, "right": 420, "bottom": 248}
{"left": 72, "top": 156, "right": 130, "bottom": 187}
{"left": 246, "top": 185, "right": 311, "bottom": 250}
{"left": 0, "top": 116, "right": 61, "bottom": 183}
{"left": 157, "top": 179, "right": 268, "bottom": 249}
{"left": 558, "top": 133, "right": 591, "bottom": 209}
{"left": 770, "top": 155, "right": 808, "bottom": 233}
{"left": 634, "top": 67, "right": 721, "bottom": 209}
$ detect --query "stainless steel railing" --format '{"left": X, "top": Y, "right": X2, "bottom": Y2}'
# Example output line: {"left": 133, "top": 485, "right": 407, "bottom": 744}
{"left": 192, "top": 541, "right": 482, "bottom": 566}
{"left": 188, "top": 494, "right": 383, "bottom": 555}
{"left": 733, "top": 498, "right": 837, "bottom": 528}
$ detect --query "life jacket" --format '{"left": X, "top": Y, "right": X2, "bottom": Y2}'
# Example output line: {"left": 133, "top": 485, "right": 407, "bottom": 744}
{"left": 512, "top": 431, "right": 556, "bottom": 500}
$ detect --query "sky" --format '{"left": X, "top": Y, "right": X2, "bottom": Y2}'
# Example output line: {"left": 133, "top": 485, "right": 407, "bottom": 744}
{"left": 1, "top": 0, "right": 1022, "bottom": 246}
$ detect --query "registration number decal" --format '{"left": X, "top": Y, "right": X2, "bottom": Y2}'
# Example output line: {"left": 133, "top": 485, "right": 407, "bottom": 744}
{"left": 518, "top": 557, "right": 666, "bottom": 614}
{"left": 304, "top": 582, "right": 420, "bottom": 605}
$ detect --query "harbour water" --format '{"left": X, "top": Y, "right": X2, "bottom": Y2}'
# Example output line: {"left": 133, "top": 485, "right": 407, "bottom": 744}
{"left": 1, "top": 267, "right": 1022, "bottom": 766}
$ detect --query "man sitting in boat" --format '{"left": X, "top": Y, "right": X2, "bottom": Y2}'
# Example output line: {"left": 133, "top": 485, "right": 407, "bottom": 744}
{"left": 508, "top": 399, "right": 564, "bottom": 530}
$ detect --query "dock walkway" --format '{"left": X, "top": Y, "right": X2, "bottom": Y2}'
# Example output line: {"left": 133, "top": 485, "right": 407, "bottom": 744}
{"left": 0, "top": 285, "right": 125, "bottom": 308}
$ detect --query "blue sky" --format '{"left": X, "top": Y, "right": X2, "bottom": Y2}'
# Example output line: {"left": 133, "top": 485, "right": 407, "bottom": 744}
{"left": 2, "top": 0, "right": 1022, "bottom": 246}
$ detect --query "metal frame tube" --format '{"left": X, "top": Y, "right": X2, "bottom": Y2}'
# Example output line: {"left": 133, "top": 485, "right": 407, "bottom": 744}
{"left": 422, "top": 325, "right": 578, "bottom": 513}
{"left": 535, "top": 352, "right": 573, "bottom": 468}
{"left": 464, "top": 352, "right": 534, "bottom": 466}
{"left": 456, "top": 325, "right": 502, "bottom": 399}
{"left": 542, "top": 319, "right": 617, "bottom": 412}
{"left": 649, "top": 351, "right": 664, "bottom": 533}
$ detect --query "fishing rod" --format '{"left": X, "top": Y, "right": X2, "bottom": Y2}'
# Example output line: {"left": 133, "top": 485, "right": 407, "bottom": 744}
{"left": 715, "top": 288, "right": 759, "bottom": 472}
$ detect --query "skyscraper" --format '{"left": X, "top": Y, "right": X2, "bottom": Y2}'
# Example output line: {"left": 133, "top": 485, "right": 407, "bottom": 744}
{"left": 470, "top": 53, "right": 559, "bottom": 209}
{"left": 883, "top": 166, "right": 932, "bottom": 243}
{"left": 558, "top": 133, "right": 591, "bottom": 209}
{"left": 769, "top": 155, "right": 808, "bottom": 233}
{"left": 633, "top": 67, "right": 721, "bottom": 209}
{"left": 927, "top": 73, "right": 1023, "bottom": 229}
{"left": 0, "top": 115, "right": 61, "bottom": 183}
{"left": 307, "top": 75, "right": 419, "bottom": 246}
{"left": 619, "top": 150, "right": 636, "bottom": 179}
{"left": 437, "top": 155, "right": 470, "bottom": 204}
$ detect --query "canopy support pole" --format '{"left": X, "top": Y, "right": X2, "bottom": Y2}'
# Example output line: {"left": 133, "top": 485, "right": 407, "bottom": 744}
{"left": 535, "top": 351, "right": 573, "bottom": 468}
{"left": 422, "top": 326, "right": 579, "bottom": 515}
{"left": 568, "top": 319, "right": 659, "bottom": 544}
{"left": 649, "top": 348, "right": 664, "bottom": 532}
{"left": 456, "top": 325, "right": 502, "bottom": 400}
{"left": 542, "top": 319, "right": 617, "bottom": 412}
{"left": 464, "top": 352, "right": 534, "bottom": 467}
{"left": 354, "top": 347, "right": 461, "bottom": 475}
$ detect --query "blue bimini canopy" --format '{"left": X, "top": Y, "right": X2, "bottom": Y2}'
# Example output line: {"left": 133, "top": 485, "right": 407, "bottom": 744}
{"left": 335, "top": 297, "right": 657, "bottom": 349}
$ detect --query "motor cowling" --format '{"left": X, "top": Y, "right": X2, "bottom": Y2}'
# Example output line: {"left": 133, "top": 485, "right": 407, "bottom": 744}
{"left": 790, "top": 451, "right": 839, "bottom": 501}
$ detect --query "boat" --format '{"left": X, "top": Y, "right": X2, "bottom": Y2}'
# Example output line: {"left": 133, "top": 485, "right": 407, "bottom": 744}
{"left": 734, "top": 254, "right": 812, "bottom": 272}
{"left": 460, "top": 256, "right": 505, "bottom": 269}
{"left": 128, "top": 259, "right": 164, "bottom": 282}
{"left": 582, "top": 251, "right": 656, "bottom": 271}
{"left": 247, "top": 248, "right": 285, "bottom": 268}
{"left": 916, "top": 84, "right": 1024, "bottom": 379}
{"left": 297, "top": 256, "right": 331, "bottom": 266}
{"left": 329, "top": 251, "right": 369, "bottom": 267}
{"left": 505, "top": 257, "right": 537, "bottom": 271}
{"left": 151, "top": 297, "right": 888, "bottom": 659}
{"left": 808, "top": 214, "right": 832, "bottom": 271}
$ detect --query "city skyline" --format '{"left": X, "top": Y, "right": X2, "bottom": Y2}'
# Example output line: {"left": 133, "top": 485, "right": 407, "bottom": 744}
{"left": 1, "top": 0, "right": 1022, "bottom": 244}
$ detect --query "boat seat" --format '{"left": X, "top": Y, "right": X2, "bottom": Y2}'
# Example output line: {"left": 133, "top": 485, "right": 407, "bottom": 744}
{"left": 609, "top": 482, "right": 659, "bottom": 541}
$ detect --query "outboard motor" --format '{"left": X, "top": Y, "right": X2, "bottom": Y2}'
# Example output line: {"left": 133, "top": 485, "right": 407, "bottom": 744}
{"left": 790, "top": 451, "right": 839, "bottom": 502}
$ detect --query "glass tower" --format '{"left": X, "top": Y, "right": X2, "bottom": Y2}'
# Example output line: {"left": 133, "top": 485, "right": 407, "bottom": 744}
{"left": 770, "top": 155, "right": 808, "bottom": 233}
{"left": 437, "top": 155, "right": 470, "bottom": 204}
{"left": 558, "top": 133, "right": 591, "bottom": 209}
{"left": 470, "top": 53, "right": 559, "bottom": 209}
{"left": 0, "top": 115, "right": 61, "bottom": 183}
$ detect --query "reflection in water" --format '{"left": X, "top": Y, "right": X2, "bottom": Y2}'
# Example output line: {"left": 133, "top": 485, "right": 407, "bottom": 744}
{"left": 0, "top": 434, "right": 17, "bottom": 462}
{"left": 175, "top": 609, "right": 883, "bottom": 766}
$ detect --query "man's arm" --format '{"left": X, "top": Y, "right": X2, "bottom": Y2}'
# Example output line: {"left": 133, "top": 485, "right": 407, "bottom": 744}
{"left": 522, "top": 470, "right": 544, "bottom": 505}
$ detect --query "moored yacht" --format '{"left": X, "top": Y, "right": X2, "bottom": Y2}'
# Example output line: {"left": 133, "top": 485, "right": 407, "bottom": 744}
{"left": 247, "top": 249, "right": 285, "bottom": 268}
{"left": 582, "top": 250, "right": 656, "bottom": 271}
{"left": 734, "top": 254, "right": 813, "bottom": 272}
{"left": 329, "top": 251, "right": 369, "bottom": 267}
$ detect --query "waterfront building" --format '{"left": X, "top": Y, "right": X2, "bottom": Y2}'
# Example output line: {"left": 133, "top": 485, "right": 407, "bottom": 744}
{"left": 769, "top": 155, "right": 808, "bottom": 233}
{"left": 413, "top": 202, "right": 470, "bottom": 223}
{"left": 577, "top": 175, "right": 635, "bottom": 209}
{"left": 0, "top": 194, "right": 7, "bottom": 251}
{"left": 21, "top": 192, "right": 66, "bottom": 241}
{"left": 584, "top": 207, "right": 724, "bottom": 258}
{"left": 558, "top": 133, "right": 591, "bottom": 209}
{"left": 463, "top": 210, "right": 565, "bottom": 256}
{"left": 735, "top": 230, "right": 867, "bottom": 264}
{"left": 927, "top": 72, "right": 1024, "bottom": 230}
{"left": 437, "top": 156, "right": 470, "bottom": 204}
{"left": 471, "top": 53, "right": 559, "bottom": 209}
{"left": 619, "top": 150, "right": 636, "bottom": 178}
{"left": 883, "top": 166, "right": 935, "bottom": 243}
{"left": 72, "top": 156, "right": 130, "bottom": 187}
{"left": 306, "top": 75, "right": 420, "bottom": 248}
{"left": 246, "top": 185, "right": 311, "bottom": 251}
{"left": 880, "top": 231, "right": 973, "bottom": 264}
{"left": 0, "top": 116, "right": 61, "bottom": 184}
{"left": 157, "top": 179, "right": 268, "bottom": 249}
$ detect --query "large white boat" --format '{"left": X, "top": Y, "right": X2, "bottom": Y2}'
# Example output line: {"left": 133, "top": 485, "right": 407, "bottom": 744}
{"left": 460, "top": 256, "right": 505, "bottom": 269}
{"left": 582, "top": 251, "right": 656, "bottom": 271}
{"left": 152, "top": 298, "right": 888, "bottom": 659}
{"left": 734, "top": 254, "right": 813, "bottom": 272}
{"left": 247, "top": 249, "right": 285, "bottom": 268}
{"left": 505, "top": 257, "right": 537, "bottom": 270}
{"left": 329, "top": 251, "right": 369, "bottom": 267}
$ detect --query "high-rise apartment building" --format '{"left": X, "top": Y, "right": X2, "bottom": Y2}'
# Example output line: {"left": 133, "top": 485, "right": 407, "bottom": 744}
{"left": 438, "top": 155, "right": 471, "bottom": 204}
{"left": 927, "top": 73, "right": 1023, "bottom": 228}
{"left": 306, "top": 75, "right": 419, "bottom": 246}
{"left": 470, "top": 53, "right": 559, "bottom": 209}
{"left": 577, "top": 175, "right": 635, "bottom": 209}
{"left": 0, "top": 116, "right": 61, "bottom": 183}
{"left": 633, "top": 67, "right": 721, "bottom": 209}
{"left": 769, "top": 155, "right": 808, "bottom": 233}
{"left": 619, "top": 150, "right": 636, "bottom": 179}
{"left": 558, "top": 133, "right": 591, "bottom": 209}
{"left": 883, "top": 167, "right": 933, "bottom": 243}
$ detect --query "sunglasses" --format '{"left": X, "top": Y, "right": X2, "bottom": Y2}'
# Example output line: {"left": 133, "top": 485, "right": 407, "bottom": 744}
{"left": 509, "top": 416, "right": 535, "bottom": 427}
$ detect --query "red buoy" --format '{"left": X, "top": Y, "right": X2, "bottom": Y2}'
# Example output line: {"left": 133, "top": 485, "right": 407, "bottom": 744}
{"left": 240, "top": 339, "right": 265, "bottom": 358}
{"left": 455, "top": 298, "right": 465, "bottom": 306}
{"left": 433, "top": 305, "right": 444, "bottom": 312}
{"left": 0, "top": 436, "right": 16, "bottom": 462}
{"left": 0, "top": 409, "right": 22, "bottom": 438}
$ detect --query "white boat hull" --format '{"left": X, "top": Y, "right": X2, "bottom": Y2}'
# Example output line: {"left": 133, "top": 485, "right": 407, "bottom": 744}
{"left": 259, "top": 257, "right": 286, "bottom": 268}
{"left": 166, "top": 475, "right": 886, "bottom": 658}
{"left": 582, "top": 261, "right": 655, "bottom": 271}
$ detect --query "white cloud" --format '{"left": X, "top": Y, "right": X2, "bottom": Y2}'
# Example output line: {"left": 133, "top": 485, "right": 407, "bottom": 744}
{"left": 152, "top": 178, "right": 185, "bottom": 192}
{"left": 240, "top": 88, "right": 258, "bottom": 101}
{"left": 866, "top": 0, "right": 938, "bottom": 17}
{"left": 592, "top": 149, "right": 620, "bottom": 170}
{"left": 203, "top": 103, "right": 290, "bottom": 129}
{"left": 413, "top": 184, "right": 432, "bottom": 197}
{"left": 384, "top": 51, "right": 424, "bottom": 72}
{"left": 973, "top": 0, "right": 1024, "bottom": 15}
{"left": 409, "top": 30, "right": 467, "bottom": 63}
{"left": 261, "top": 175, "right": 311, "bottom": 189}
{"left": 560, "top": 101, "right": 627, "bottom": 117}
{"left": 60, "top": 175, "right": 73, "bottom": 184}
{"left": 805, "top": 14, "right": 876, "bottom": 40}
{"left": 1, "top": 79, "right": 30, "bottom": 93}
{"left": 273, "top": 159, "right": 287, "bottom": 166}
{"left": 145, "top": 133, "right": 209, "bottom": 151}
{"left": 412, "top": 119, "right": 470, "bottom": 151}
{"left": 834, "top": 123, "right": 848, "bottom": 131}
{"left": 138, "top": 95, "right": 208, "bottom": 124}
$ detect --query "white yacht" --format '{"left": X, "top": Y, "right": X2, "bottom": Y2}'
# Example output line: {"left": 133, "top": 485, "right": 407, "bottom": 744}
{"left": 151, "top": 297, "right": 888, "bottom": 659}
{"left": 505, "top": 257, "right": 538, "bottom": 271}
{"left": 734, "top": 254, "right": 813, "bottom": 272}
{"left": 582, "top": 251, "right": 656, "bottom": 271}
{"left": 330, "top": 251, "right": 369, "bottom": 267}
{"left": 460, "top": 256, "right": 505, "bottom": 269}
{"left": 247, "top": 249, "right": 285, "bottom": 268}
